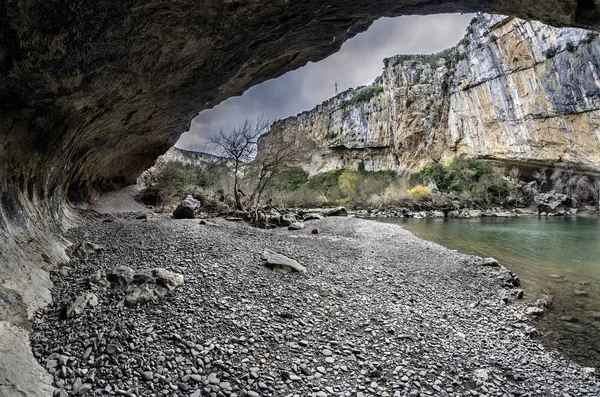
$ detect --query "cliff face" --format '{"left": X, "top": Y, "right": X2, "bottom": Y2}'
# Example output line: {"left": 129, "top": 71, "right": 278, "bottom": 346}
{"left": 161, "top": 147, "right": 230, "bottom": 167}
{"left": 265, "top": 14, "right": 600, "bottom": 175}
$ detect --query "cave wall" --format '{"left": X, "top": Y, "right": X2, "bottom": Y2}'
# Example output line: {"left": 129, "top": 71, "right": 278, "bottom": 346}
{"left": 0, "top": 1, "right": 599, "bottom": 396}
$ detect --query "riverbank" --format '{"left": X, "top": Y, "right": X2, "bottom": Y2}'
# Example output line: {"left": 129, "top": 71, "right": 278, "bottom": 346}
{"left": 368, "top": 216, "right": 600, "bottom": 369}
{"left": 32, "top": 214, "right": 598, "bottom": 396}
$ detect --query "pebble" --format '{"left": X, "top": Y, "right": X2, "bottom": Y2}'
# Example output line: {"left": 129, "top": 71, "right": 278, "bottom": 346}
{"left": 29, "top": 216, "right": 600, "bottom": 397}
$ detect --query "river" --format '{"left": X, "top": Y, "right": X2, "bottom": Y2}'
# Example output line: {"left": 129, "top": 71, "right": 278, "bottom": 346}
{"left": 367, "top": 216, "right": 600, "bottom": 368}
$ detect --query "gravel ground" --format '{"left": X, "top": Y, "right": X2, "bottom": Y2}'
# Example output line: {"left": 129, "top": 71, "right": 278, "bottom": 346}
{"left": 31, "top": 214, "right": 599, "bottom": 397}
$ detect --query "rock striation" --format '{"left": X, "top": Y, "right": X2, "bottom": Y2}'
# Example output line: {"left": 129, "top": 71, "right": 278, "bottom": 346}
{"left": 262, "top": 14, "right": 600, "bottom": 175}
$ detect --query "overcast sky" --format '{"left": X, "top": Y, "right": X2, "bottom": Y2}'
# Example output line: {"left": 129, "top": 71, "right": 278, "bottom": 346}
{"left": 176, "top": 13, "right": 474, "bottom": 151}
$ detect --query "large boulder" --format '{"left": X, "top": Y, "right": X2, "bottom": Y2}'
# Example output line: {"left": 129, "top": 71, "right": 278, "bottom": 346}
{"left": 181, "top": 195, "right": 200, "bottom": 209}
{"left": 173, "top": 206, "right": 195, "bottom": 219}
{"left": 534, "top": 191, "right": 570, "bottom": 214}
{"left": 89, "top": 267, "right": 184, "bottom": 307}
{"left": 173, "top": 195, "right": 200, "bottom": 219}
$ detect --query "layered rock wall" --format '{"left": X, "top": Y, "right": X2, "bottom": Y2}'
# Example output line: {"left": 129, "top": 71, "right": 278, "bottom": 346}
{"left": 264, "top": 14, "right": 600, "bottom": 175}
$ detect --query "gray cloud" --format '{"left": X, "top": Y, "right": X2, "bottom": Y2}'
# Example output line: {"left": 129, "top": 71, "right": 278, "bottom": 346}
{"left": 177, "top": 13, "right": 474, "bottom": 151}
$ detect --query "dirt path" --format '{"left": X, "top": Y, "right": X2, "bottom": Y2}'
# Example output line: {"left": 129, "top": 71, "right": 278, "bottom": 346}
{"left": 90, "top": 185, "right": 151, "bottom": 214}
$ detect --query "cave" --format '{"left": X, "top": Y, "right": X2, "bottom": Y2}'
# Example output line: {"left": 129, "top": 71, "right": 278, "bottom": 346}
{"left": 1, "top": 1, "right": 600, "bottom": 396}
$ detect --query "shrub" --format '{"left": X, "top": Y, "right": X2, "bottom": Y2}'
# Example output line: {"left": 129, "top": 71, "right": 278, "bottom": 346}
{"left": 264, "top": 168, "right": 398, "bottom": 208}
{"left": 545, "top": 47, "right": 556, "bottom": 58}
{"left": 368, "top": 182, "right": 411, "bottom": 207}
{"left": 408, "top": 185, "right": 431, "bottom": 200}
{"left": 583, "top": 32, "right": 598, "bottom": 44}
{"left": 266, "top": 167, "right": 309, "bottom": 192}
{"left": 341, "top": 86, "right": 384, "bottom": 107}
{"left": 410, "top": 154, "right": 508, "bottom": 205}
{"left": 566, "top": 42, "right": 576, "bottom": 52}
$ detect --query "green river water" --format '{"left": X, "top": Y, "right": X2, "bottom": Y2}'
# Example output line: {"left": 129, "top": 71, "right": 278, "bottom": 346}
{"left": 368, "top": 216, "right": 600, "bottom": 368}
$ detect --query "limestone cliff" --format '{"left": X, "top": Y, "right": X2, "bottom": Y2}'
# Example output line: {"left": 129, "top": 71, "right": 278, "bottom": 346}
{"left": 263, "top": 14, "right": 600, "bottom": 176}
{"left": 161, "top": 147, "right": 230, "bottom": 167}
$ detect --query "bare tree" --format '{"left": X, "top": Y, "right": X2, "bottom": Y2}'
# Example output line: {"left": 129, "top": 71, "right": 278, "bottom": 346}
{"left": 209, "top": 118, "right": 269, "bottom": 210}
{"left": 247, "top": 128, "right": 304, "bottom": 210}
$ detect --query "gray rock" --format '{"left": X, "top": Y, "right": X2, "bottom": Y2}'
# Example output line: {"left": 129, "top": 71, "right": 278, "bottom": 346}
{"left": 173, "top": 206, "right": 195, "bottom": 219}
{"left": 280, "top": 214, "right": 297, "bottom": 226}
{"left": 262, "top": 249, "right": 306, "bottom": 273}
{"left": 64, "top": 292, "right": 98, "bottom": 318}
{"left": 525, "top": 306, "right": 545, "bottom": 316}
{"left": 303, "top": 213, "right": 324, "bottom": 221}
{"left": 471, "top": 257, "right": 499, "bottom": 267}
{"left": 76, "top": 384, "right": 93, "bottom": 395}
{"left": 189, "top": 374, "right": 203, "bottom": 383}
{"left": 288, "top": 222, "right": 305, "bottom": 230}
{"left": 322, "top": 207, "right": 348, "bottom": 217}
{"left": 473, "top": 369, "right": 489, "bottom": 381}
{"left": 75, "top": 241, "right": 105, "bottom": 259}
{"left": 105, "top": 266, "right": 135, "bottom": 287}
{"left": 207, "top": 373, "right": 219, "bottom": 385}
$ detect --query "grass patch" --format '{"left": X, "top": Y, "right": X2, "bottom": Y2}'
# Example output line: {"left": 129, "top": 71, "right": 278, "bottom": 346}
{"left": 341, "top": 86, "right": 384, "bottom": 108}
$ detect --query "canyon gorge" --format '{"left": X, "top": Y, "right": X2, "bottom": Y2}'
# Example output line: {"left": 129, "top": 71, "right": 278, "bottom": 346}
{"left": 262, "top": 14, "right": 600, "bottom": 177}
{"left": 1, "top": 1, "right": 600, "bottom": 396}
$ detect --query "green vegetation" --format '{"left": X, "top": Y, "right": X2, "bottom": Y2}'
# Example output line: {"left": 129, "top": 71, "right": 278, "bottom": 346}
{"left": 566, "top": 41, "right": 576, "bottom": 52}
{"left": 410, "top": 154, "right": 509, "bottom": 205}
{"left": 266, "top": 168, "right": 309, "bottom": 192}
{"left": 137, "top": 158, "right": 230, "bottom": 208}
{"left": 386, "top": 43, "right": 468, "bottom": 71}
{"left": 545, "top": 47, "right": 556, "bottom": 59}
{"left": 582, "top": 32, "right": 598, "bottom": 45}
{"left": 341, "top": 86, "right": 384, "bottom": 107}
{"left": 324, "top": 131, "right": 338, "bottom": 140}
{"left": 261, "top": 167, "right": 398, "bottom": 208}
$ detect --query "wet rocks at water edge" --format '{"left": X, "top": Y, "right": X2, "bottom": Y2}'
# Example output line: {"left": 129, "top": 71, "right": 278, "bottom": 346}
{"left": 31, "top": 215, "right": 600, "bottom": 396}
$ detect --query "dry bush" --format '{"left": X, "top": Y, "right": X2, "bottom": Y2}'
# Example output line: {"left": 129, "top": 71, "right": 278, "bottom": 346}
{"left": 408, "top": 185, "right": 432, "bottom": 200}
{"left": 368, "top": 181, "right": 412, "bottom": 207}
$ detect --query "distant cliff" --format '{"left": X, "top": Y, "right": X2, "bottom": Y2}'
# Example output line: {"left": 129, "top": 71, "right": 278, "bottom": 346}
{"left": 261, "top": 14, "right": 600, "bottom": 175}
{"left": 162, "top": 147, "right": 231, "bottom": 166}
